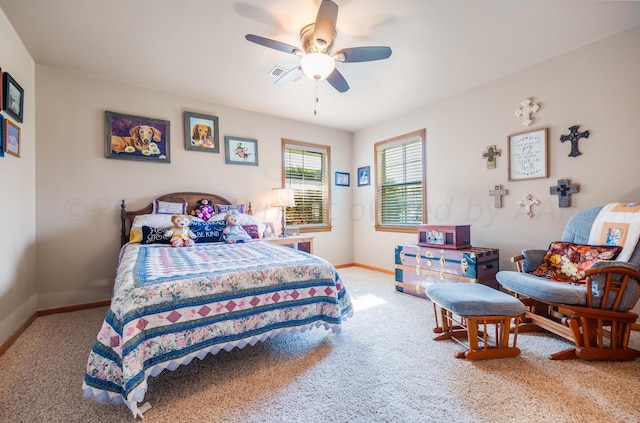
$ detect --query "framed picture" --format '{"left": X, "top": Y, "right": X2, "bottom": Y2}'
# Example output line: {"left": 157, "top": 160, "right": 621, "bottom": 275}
{"left": 4, "top": 117, "right": 20, "bottom": 157}
{"left": 184, "top": 111, "right": 219, "bottom": 153}
{"left": 3, "top": 72, "right": 24, "bottom": 123}
{"left": 0, "top": 114, "right": 4, "bottom": 157}
{"left": 224, "top": 136, "right": 258, "bottom": 166}
{"left": 105, "top": 110, "right": 170, "bottom": 163}
{"left": 263, "top": 222, "right": 276, "bottom": 238}
{"left": 0, "top": 67, "right": 3, "bottom": 112}
{"left": 508, "top": 127, "right": 548, "bottom": 181}
{"left": 335, "top": 171, "right": 350, "bottom": 187}
{"left": 357, "top": 166, "right": 370, "bottom": 186}
{"left": 285, "top": 226, "right": 300, "bottom": 237}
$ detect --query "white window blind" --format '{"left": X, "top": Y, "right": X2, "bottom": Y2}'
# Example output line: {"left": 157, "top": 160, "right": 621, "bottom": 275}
{"left": 284, "top": 144, "right": 329, "bottom": 226}
{"left": 376, "top": 133, "right": 424, "bottom": 227}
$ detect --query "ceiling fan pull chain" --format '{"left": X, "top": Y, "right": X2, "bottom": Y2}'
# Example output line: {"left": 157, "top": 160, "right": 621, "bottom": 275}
{"left": 314, "top": 80, "right": 319, "bottom": 115}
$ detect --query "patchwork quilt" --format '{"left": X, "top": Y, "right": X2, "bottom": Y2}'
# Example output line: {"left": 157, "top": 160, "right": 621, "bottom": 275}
{"left": 82, "top": 241, "right": 353, "bottom": 416}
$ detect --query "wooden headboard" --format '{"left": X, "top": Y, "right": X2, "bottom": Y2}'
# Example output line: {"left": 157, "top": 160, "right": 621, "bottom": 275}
{"left": 120, "top": 192, "right": 251, "bottom": 246}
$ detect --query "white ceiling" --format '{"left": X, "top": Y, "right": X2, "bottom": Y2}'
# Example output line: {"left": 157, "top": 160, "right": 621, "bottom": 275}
{"left": 2, "top": 0, "right": 639, "bottom": 132}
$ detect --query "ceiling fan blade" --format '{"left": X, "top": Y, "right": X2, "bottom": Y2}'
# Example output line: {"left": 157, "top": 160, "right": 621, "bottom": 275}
{"left": 326, "top": 68, "right": 349, "bottom": 93}
{"left": 334, "top": 46, "right": 392, "bottom": 63}
{"left": 275, "top": 66, "right": 304, "bottom": 86}
{"left": 245, "top": 34, "right": 302, "bottom": 55}
{"left": 313, "top": 0, "right": 338, "bottom": 48}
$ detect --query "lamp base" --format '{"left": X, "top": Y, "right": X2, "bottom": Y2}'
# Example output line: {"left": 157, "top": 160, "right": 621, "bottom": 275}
{"left": 280, "top": 207, "right": 288, "bottom": 238}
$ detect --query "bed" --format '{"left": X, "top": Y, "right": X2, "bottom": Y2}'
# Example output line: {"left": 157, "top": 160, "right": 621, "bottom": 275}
{"left": 82, "top": 192, "right": 353, "bottom": 417}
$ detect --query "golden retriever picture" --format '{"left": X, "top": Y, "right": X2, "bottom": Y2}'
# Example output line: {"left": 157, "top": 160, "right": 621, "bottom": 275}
{"left": 105, "top": 111, "right": 170, "bottom": 161}
{"left": 111, "top": 125, "right": 161, "bottom": 153}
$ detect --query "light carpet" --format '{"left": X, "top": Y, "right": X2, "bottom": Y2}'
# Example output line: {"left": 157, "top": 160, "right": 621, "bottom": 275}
{"left": 1, "top": 267, "right": 639, "bottom": 423}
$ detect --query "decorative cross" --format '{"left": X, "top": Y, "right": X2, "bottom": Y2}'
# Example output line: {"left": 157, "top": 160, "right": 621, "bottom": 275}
{"left": 560, "top": 125, "right": 589, "bottom": 157}
{"left": 550, "top": 179, "right": 578, "bottom": 208}
{"left": 518, "top": 194, "right": 540, "bottom": 218}
{"left": 515, "top": 98, "right": 540, "bottom": 126}
{"left": 482, "top": 145, "right": 501, "bottom": 169}
{"left": 489, "top": 185, "right": 507, "bottom": 208}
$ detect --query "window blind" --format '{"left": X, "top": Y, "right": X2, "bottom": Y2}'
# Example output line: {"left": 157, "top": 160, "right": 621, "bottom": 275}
{"left": 284, "top": 146, "right": 328, "bottom": 226}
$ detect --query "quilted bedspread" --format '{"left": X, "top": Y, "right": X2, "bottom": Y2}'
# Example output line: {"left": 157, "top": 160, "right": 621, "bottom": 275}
{"left": 82, "top": 241, "right": 353, "bottom": 416}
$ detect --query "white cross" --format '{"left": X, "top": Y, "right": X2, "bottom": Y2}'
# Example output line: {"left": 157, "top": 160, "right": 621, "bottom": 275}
{"left": 518, "top": 194, "right": 540, "bottom": 218}
{"left": 515, "top": 98, "right": 540, "bottom": 126}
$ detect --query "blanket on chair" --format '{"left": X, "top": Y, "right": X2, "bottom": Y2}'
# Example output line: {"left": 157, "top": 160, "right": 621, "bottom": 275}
{"left": 588, "top": 202, "right": 640, "bottom": 261}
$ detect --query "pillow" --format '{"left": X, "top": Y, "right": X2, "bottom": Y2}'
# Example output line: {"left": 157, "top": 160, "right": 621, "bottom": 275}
{"left": 191, "top": 219, "right": 227, "bottom": 243}
{"left": 242, "top": 224, "right": 260, "bottom": 239}
{"left": 531, "top": 241, "right": 622, "bottom": 283}
{"left": 214, "top": 204, "right": 245, "bottom": 215}
{"left": 130, "top": 214, "right": 177, "bottom": 243}
{"left": 140, "top": 225, "right": 171, "bottom": 244}
{"left": 210, "top": 212, "right": 265, "bottom": 238}
{"left": 153, "top": 200, "right": 188, "bottom": 215}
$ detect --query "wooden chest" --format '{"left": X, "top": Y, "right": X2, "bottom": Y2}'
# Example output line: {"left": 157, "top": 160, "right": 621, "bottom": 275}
{"left": 394, "top": 243, "right": 499, "bottom": 300}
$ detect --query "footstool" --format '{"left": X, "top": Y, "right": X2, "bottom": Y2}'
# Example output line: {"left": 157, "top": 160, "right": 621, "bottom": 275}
{"left": 426, "top": 283, "right": 526, "bottom": 360}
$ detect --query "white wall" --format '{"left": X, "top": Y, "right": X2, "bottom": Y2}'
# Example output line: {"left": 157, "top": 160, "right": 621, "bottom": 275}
{"left": 353, "top": 26, "right": 640, "bottom": 273}
{"left": 0, "top": 11, "right": 36, "bottom": 343}
{"left": 34, "top": 67, "right": 353, "bottom": 309}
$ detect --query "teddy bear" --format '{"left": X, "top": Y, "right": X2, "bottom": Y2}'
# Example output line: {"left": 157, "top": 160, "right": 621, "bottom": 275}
{"left": 223, "top": 210, "right": 252, "bottom": 243}
{"left": 164, "top": 214, "right": 197, "bottom": 247}
{"left": 190, "top": 199, "right": 214, "bottom": 221}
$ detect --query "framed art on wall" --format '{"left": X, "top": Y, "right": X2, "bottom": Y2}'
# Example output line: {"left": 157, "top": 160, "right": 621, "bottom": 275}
{"left": 184, "top": 111, "right": 219, "bottom": 153}
{"left": 224, "top": 136, "right": 258, "bottom": 166}
{"left": 0, "top": 114, "right": 4, "bottom": 157}
{"left": 508, "top": 127, "right": 548, "bottom": 181}
{"left": 104, "top": 110, "right": 170, "bottom": 163}
{"left": 3, "top": 72, "right": 24, "bottom": 123}
{"left": 357, "top": 166, "right": 370, "bottom": 186}
{"left": 335, "top": 171, "right": 350, "bottom": 187}
{"left": 4, "top": 117, "right": 20, "bottom": 157}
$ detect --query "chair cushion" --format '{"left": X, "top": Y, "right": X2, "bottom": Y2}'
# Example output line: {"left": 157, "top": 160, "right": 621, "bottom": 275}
{"left": 497, "top": 271, "right": 587, "bottom": 306}
{"left": 530, "top": 241, "right": 622, "bottom": 283}
{"left": 426, "top": 283, "right": 525, "bottom": 316}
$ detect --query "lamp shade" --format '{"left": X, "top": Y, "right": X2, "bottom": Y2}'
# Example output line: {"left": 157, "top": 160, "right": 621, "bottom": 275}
{"left": 271, "top": 188, "right": 295, "bottom": 208}
{"left": 300, "top": 53, "right": 336, "bottom": 81}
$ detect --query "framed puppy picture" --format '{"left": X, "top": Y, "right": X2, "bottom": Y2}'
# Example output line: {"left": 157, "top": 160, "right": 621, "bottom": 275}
{"left": 3, "top": 72, "right": 24, "bottom": 123}
{"left": 4, "top": 117, "right": 20, "bottom": 157}
{"left": 0, "top": 114, "right": 4, "bottom": 157}
{"left": 224, "top": 136, "right": 258, "bottom": 166}
{"left": 105, "top": 111, "right": 170, "bottom": 163}
{"left": 184, "top": 111, "right": 219, "bottom": 153}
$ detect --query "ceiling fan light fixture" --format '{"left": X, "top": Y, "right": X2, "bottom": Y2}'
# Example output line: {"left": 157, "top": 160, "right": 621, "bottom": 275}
{"left": 300, "top": 53, "right": 335, "bottom": 81}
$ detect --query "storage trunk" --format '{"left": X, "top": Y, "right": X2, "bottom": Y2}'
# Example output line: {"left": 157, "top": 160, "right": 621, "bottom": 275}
{"left": 394, "top": 243, "right": 499, "bottom": 300}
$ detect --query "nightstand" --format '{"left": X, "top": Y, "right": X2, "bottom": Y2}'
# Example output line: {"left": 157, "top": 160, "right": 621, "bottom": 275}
{"left": 265, "top": 236, "right": 314, "bottom": 254}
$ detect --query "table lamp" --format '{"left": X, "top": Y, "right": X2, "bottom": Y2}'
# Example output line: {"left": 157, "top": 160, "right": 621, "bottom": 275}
{"left": 271, "top": 188, "right": 295, "bottom": 237}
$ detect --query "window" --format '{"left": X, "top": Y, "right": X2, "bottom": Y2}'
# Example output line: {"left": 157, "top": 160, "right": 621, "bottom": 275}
{"left": 375, "top": 129, "right": 426, "bottom": 232}
{"left": 282, "top": 139, "right": 331, "bottom": 232}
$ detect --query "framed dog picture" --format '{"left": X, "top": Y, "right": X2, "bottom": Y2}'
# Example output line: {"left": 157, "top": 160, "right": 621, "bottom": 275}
{"left": 104, "top": 111, "right": 170, "bottom": 163}
{"left": 224, "top": 136, "right": 258, "bottom": 166}
{"left": 0, "top": 114, "right": 4, "bottom": 157}
{"left": 3, "top": 72, "right": 24, "bottom": 123}
{"left": 184, "top": 111, "right": 219, "bottom": 153}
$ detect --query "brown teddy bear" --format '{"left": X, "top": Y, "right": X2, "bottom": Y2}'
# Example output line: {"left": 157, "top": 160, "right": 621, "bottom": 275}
{"left": 164, "top": 215, "right": 197, "bottom": 247}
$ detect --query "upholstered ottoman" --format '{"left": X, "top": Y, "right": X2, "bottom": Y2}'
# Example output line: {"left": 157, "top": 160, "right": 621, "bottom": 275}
{"left": 426, "top": 283, "right": 526, "bottom": 360}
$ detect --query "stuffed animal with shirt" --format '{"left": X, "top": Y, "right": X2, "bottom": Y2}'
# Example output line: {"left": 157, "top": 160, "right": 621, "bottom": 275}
{"left": 164, "top": 214, "right": 197, "bottom": 247}
{"left": 223, "top": 210, "right": 252, "bottom": 243}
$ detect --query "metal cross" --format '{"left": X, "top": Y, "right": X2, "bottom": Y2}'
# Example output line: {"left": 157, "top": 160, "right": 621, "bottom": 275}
{"left": 515, "top": 98, "right": 540, "bottom": 126}
{"left": 489, "top": 185, "right": 507, "bottom": 208}
{"left": 550, "top": 179, "right": 578, "bottom": 208}
{"left": 560, "top": 125, "right": 589, "bottom": 157}
{"left": 518, "top": 194, "right": 540, "bottom": 218}
{"left": 482, "top": 145, "right": 501, "bottom": 169}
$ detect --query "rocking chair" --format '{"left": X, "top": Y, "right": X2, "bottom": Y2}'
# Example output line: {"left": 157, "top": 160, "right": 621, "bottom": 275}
{"left": 496, "top": 205, "right": 640, "bottom": 361}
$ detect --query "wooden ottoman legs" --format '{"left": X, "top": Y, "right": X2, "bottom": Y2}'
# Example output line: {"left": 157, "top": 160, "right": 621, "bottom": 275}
{"left": 432, "top": 303, "right": 522, "bottom": 360}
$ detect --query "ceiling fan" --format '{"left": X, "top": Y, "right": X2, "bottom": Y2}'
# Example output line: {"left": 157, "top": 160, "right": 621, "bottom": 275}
{"left": 245, "top": 0, "right": 392, "bottom": 93}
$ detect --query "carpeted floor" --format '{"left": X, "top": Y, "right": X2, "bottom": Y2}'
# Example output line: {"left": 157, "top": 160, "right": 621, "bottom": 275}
{"left": 1, "top": 267, "right": 639, "bottom": 423}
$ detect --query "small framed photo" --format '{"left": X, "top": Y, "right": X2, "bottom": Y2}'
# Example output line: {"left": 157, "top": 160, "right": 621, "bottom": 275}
{"left": 225, "top": 136, "right": 258, "bottom": 166}
{"left": 508, "top": 127, "right": 548, "bottom": 181}
{"left": 0, "top": 114, "right": 4, "bottom": 157}
{"left": 4, "top": 117, "right": 20, "bottom": 157}
{"left": 184, "top": 111, "right": 219, "bottom": 153}
{"left": 335, "top": 171, "right": 350, "bottom": 187}
{"left": 285, "top": 226, "right": 300, "bottom": 237}
{"left": 3, "top": 72, "right": 24, "bottom": 123}
{"left": 105, "top": 110, "right": 170, "bottom": 163}
{"left": 357, "top": 166, "right": 370, "bottom": 186}
{"left": 263, "top": 222, "right": 276, "bottom": 238}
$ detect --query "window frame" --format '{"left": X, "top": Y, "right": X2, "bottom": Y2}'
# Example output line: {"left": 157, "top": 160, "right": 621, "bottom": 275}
{"left": 374, "top": 129, "right": 427, "bottom": 233}
{"left": 281, "top": 139, "right": 332, "bottom": 233}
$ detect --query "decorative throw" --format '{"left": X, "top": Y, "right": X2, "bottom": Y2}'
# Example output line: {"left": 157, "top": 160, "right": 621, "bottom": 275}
{"left": 588, "top": 202, "right": 640, "bottom": 261}
{"left": 531, "top": 241, "right": 622, "bottom": 283}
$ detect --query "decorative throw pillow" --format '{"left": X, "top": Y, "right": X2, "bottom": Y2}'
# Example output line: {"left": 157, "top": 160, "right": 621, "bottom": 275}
{"left": 190, "top": 219, "right": 227, "bottom": 243}
{"left": 531, "top": 241, "right": 622, "bottom": 283}
{"left": 153, "top": 200, "right": 188, "bottom": 215}
{"left": 214, "top": 204, "right": 245, "bottom": 215}
{"left": 140, "top": 226, "right": 171, "bottom": 244}
{"left": 242, "top": 224, "right": 260, "bottom": 239}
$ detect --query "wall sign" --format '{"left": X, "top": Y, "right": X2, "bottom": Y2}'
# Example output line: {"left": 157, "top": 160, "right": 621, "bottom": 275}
{"left": 507, "top": 127, "right": 548, "bottom": 181}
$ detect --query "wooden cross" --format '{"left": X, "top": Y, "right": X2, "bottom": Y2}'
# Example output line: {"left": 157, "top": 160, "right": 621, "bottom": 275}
{"left": 489, "top": 185, "right": 507, "bottom": 208}
{"left": 515, "top": 98, "right": 540, "bottom": 126}
{"left": 560, "top": 125, "right": 589, "bottom": 157}
{"left": 482, "top": 145, "right": 501, "bottom": 169}
{"left": 550, "top": 179, "right": 578, "bottom": 208}
{"left": 518, "top": 194, "right": 540, "bottom": 218}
